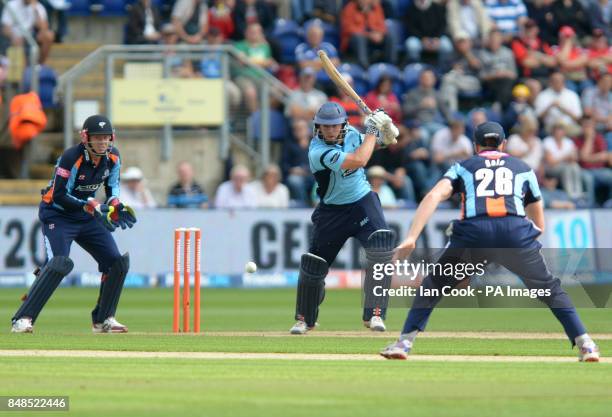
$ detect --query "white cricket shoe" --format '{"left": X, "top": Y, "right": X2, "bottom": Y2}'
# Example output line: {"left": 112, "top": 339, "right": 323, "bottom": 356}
{"left": 289, "top": 320, "right": 319, "bottom": 334}
{"left": 11, "top": 317, "right": 33, "bottom": 333}
{"left": 579, "top": 341, "right": 600, "bottom": 362}
{"left": 380, "top": 339, "right": 412, "bottom": 360}
{"left": 92, "top": 317, "right": 128, "bottom": 333}
{"left": 368, "top": 316, "right": 386, "bottom": 332}
{"left": 290, "top": 320, "right": 310, "bottom": 335}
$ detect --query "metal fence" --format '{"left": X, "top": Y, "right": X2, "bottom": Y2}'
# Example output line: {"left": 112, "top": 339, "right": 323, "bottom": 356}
{"left": 56, "top": 44, "right": 292, "bottom": 169}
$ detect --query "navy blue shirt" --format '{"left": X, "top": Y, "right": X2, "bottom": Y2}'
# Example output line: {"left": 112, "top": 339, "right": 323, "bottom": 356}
{"left": 40, "top": 143, "right": 121, "bottom": 219}
{"left": 444, "top": 150, "right": 541, "bottom": 219}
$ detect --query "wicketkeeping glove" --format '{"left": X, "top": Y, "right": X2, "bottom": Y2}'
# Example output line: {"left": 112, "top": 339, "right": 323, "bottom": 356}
{"left": 108, "top": 198, "right": 137, "bottom": 230}
{"left": 84, "top": 198, "right": 116, "bottom": 232}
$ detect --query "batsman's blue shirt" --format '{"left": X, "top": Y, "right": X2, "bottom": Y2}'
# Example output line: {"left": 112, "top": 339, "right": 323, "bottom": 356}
{"left": 309, "top": 126, "right": 371, "bottom": 205}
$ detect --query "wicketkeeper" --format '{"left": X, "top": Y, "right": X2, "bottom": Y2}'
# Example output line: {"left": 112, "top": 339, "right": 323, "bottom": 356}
{"left": 11, "top": 115, "right": 137, "bottom": 334}
{"left": 290, "top": 102, "right": 399, "bottom": 334}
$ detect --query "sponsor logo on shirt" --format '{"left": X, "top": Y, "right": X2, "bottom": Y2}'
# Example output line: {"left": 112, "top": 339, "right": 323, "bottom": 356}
{"left": 75, "top": 183, "right": 103, "bottom": 192}
{"left": 56, "top": 167, "right": 70, "bottom": 178}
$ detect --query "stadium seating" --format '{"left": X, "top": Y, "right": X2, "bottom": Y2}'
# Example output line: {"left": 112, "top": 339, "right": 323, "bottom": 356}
{"left": 69, "top": 0, "right": 147, "bottom": 16}
{"left": 125, "top": 0, "right": 162, "bottom": 7}
{"left": 249, "top": 110, "right": 290, "bottom": 142}
{"left": 22, "top": 66, "right": 58, "bottom": 109}
{"left": 403, "top": 63, "right": 426, "bottom": 91}
{"left": 66, "top": 0, "right": 91, "bottom": 16}
{"left": 338, "top": 63, "right": 369, "bottom": 96}
{"left": 303, "top": 19, "right": 340, "bottom": 49}
{"left": 396, "top": 0, "right": 412, "bottom": 17}
{"left": 272, "top": 19, "right": 304, "bottom": 64}
{"left": 367, "top": 63, "right": 404, "bottom": 98}
{"left": 99, "top": 0, "right": 128, "bottom": 16}
{"left": 0, "top": 180, "right": 50, "bottom": 205}
{"left": 384, "top": 19, "right": 405, "bottom": 57}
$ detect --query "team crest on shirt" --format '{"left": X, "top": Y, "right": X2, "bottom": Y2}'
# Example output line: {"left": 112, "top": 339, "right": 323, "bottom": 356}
{"left": 49, "top": 224, "right": 55, "bottom": 230}
{"left": 102, "top": 169, "right": 110, "bottom": 180}
{"left": 79, "top": 174, "right": 86, "bottom": 180}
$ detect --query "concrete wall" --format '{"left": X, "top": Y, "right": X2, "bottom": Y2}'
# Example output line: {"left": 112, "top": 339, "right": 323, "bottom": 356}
{"left": 117, "top": 130, "right": 225, "bottom": 205}
{"left": 64, "top": 17, "right": 125, "bottom": 45}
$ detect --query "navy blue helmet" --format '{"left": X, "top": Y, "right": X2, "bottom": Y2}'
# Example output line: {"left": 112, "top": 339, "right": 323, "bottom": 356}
{"left": 82, "top": 115, "right": 114, "bottom": 136}
{"left": 80, "top": 115, "right": 115, "bottom": 156}
{"left": 313, "top": 102, "right": 349, "bottom": 145}
{"left": 474, "top": 121, "right": 506, "bottom": 147}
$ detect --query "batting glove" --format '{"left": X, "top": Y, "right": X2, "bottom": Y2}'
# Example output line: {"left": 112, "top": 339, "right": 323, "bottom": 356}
{"left": 364, "top": 109, "right": 388, "bottom": 139}
{"left": 380, "top": 122, "right": 400, "bottom": 147}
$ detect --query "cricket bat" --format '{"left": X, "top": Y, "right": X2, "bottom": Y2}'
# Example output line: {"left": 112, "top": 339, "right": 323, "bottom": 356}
{"left": 317, "top": 50, "right": 373, "bottom": 116}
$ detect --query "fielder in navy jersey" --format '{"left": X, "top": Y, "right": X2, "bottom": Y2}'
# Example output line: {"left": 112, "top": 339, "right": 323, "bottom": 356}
{"left": 290, "top": 102, "right": 400, "bottom": 335}
{"left": 381, "top": 122, "right": 600, "bottom": 362}
{"left": 11, "top": 115, "right": 137, "bottom": 334}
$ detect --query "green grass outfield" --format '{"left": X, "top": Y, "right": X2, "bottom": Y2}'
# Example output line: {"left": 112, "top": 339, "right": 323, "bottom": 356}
{"left": 1, "top": 358, "right": 611, "bottom": 417}
{"left": 1, "top": 288, "right": 611, "bottom": 417}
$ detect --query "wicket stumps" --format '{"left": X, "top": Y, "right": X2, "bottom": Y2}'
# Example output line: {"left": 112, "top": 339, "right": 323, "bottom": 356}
{"left": 173, "top": 227, "right": 201, "bottom": 333}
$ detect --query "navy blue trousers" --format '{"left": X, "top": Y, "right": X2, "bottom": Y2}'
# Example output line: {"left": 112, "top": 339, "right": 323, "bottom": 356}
{"left": 309, "top": 191, "right": 388, "bottom": 264}
{"left": 402, "top": 216, "right": 587, "bottom": 344}
{"left": 309, "top": 192, "right": 390, "bottom": 320}
{"left": 40, "top": 207, "right": 121, "bottom": 273}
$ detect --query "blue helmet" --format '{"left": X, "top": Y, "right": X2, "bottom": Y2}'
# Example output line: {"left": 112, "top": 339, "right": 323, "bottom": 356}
{"left": 313, "top": 102, "right": 349, "bottom": 144}
{"left": 474, "top": 121, "right": 506, "bottom": 147}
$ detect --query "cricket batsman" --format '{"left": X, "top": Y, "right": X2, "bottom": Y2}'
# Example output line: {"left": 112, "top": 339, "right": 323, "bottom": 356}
{"left": 11, "top": 115, "right": 137, "bottom": 334}
{"left": 380, "top": 122, "right": 600, "bottom": 361}
{"left": 290, "top": 102, "right": 399, "bottom": 334}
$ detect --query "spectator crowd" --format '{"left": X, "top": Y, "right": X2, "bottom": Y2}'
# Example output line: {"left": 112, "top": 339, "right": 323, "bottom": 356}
{"left": 1, "top": 0, "right": 611, "bottom": 209}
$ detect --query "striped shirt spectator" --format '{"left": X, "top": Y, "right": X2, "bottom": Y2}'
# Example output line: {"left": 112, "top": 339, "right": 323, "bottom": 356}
{"left": 168, "top": 162, "right": 208, "bottom": 209}
{"left": 484, "top": 0, "right": 527, "bottom": 38}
